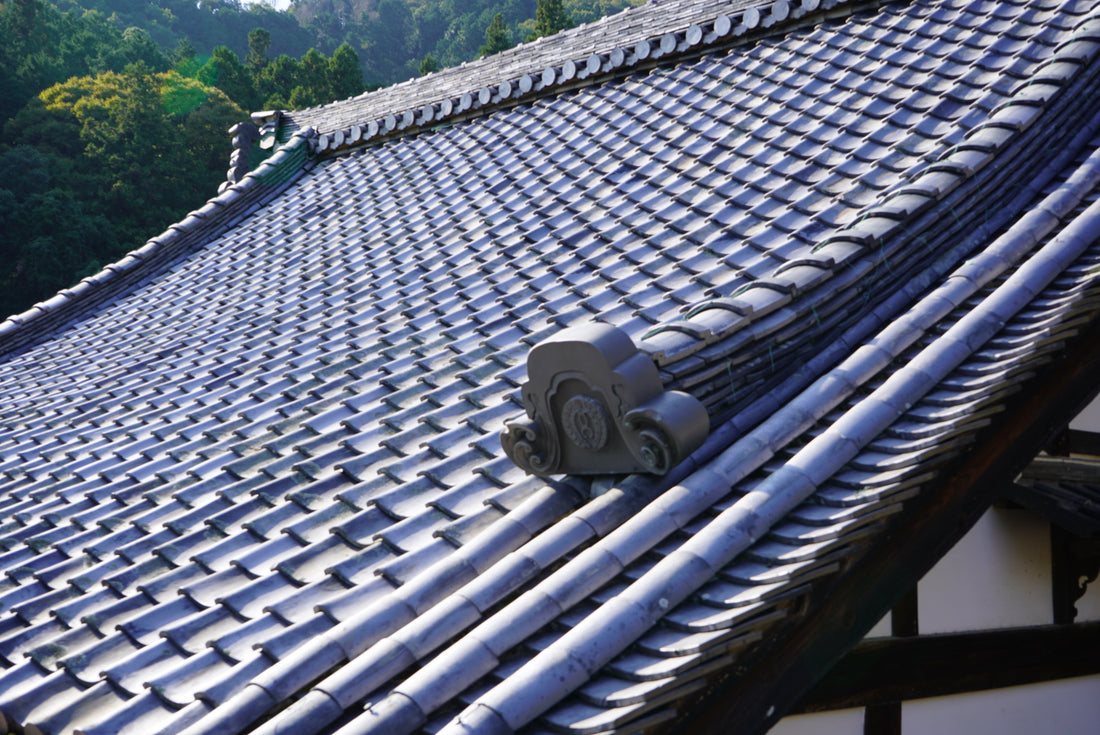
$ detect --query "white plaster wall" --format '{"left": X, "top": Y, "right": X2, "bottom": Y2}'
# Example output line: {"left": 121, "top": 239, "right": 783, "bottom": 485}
{"left": 765, "top": 676, "right": 1100, "bottom": 735}
{"left": 766, "top": 707, "right": 863, "bottom": 735}
{"left": 902, "top": 675, "right": 1100, "bottom": 735}
{"left": 917, "top": 507, "right": 1051, "bottom": 634}
{"left": 865, "top": 611, "right": 892, "bottom": 638}
{"left": 1069, "top": 393, "right": 1100, "bottom": 432}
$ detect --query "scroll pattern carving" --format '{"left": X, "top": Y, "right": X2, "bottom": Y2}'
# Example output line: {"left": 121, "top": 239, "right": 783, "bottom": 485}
{"left": 501, "top": 324, "right": 709, "bottom": 476}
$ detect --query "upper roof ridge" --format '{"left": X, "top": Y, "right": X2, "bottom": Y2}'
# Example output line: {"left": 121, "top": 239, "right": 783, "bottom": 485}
{"left": 264, "top": 0, "right": 857, "bottom": 158}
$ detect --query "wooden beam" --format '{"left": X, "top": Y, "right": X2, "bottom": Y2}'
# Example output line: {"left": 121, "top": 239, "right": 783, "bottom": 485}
{"left": 861, "top": 587, "right": 919, "bottom": 735}
{"left": 1066, "top": 429, "right": 1100, "bottom": 456}
{"left": 890, "top": 587, "right": 918, "bottom": 638}
{"left": 794, "top": 622, "right": 1100, "bottom": 712}
{"left": 678, "top": 312, "right": 1100, "bottom": 735}
{"left": 863, "top": 704, "right": 901, "bottom": 735}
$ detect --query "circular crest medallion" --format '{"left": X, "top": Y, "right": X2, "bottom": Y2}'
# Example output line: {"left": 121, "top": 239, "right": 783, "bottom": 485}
{"left": 561, "top": 395, "right": 611, "bottom": 451}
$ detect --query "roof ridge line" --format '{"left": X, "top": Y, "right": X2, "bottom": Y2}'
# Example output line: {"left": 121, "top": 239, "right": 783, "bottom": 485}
{"left": 0, "top": 130, "right": 317, "bottom": 360}
{"left": 271, "top": 0, "right": 767, "bottom": 135}
{"left": 295, "top": 0, "right": 864, "bottom": 158}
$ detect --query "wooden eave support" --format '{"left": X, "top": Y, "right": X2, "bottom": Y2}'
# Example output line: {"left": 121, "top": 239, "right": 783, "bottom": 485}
{"left": 794, "top": 622, "right": 1100, "bottom": 713}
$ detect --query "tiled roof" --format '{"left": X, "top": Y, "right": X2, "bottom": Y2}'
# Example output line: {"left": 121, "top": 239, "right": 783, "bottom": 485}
{"left": 273, "top": 0, "right": 767, "bottom": 141}
{"left": 1010, "top": 456, "right": 1100, "bottom": 537}
{"left": 2, "top": 0, "right": 1100, "bottom": 734}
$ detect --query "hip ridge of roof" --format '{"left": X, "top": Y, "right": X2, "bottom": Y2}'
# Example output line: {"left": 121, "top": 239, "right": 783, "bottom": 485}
{"left": 0, "top": 130, "right": 318, "bottom": 360}
{"left": 277, "top": 0, "right": 873, "bottom": 159}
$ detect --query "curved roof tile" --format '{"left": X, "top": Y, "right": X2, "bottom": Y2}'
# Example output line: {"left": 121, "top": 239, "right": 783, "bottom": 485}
{"left": 2, "top": 1, "right": 1100, "bottom": 734}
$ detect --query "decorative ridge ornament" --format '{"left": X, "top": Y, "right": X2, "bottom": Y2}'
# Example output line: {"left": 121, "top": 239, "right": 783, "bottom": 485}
{"left": 502, "top": 323, "right": 709, "bottom": 476}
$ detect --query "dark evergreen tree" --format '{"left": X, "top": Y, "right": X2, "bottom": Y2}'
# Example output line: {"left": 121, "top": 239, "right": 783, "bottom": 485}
{"left": 528, "top": 0, "right": 571, "bottom": 41}
{"left": 246, "top": 27, "right": 271, "bottom": 73}
{"left": 0, "top": 148, "right": 118, "bottom": 319}
{"left": 173, "top": 37, "right": 197, "bottom": 64}
{"left": 105, "top": 27, "right": 171, "bottom": 72}
{"left": 327, "top": 43, "right": 364, "bottom": 99}
{"left": 362, "top": 0, "right": 413, "bottom": 85}
{"left": 418, "top": 53, "right": 439, "bottom": 76}
{"left": 479, "top": 13, "right": 511, "bottom": 58}
{"left": 255, "top": 54, "right": 301, "bottom": 109}
{"left": 0, "top": 0, "right": 64, "bottom": 125}
{"left": 289, "top": 48, "right": 331, "bottom": 107}
{"left": 197, "top": 46, "right": 257, "bottom": 110}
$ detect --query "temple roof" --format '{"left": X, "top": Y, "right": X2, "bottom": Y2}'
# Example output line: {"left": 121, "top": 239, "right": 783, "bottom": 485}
{"left": 1, "top": 0, "right": 1099, "bottom": 733}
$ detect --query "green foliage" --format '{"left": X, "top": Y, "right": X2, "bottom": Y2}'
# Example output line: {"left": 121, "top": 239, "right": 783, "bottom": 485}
{"left": 196, "top": 46, "right": 258, "bottom": 109}
{"left": 328, "top": 43, "right": 364, "bottom": 99}
{"left": 0, "top": 169, "right": 117, "bottom": 319}
{"left": 418, "top": 52, "right": 439, "bottom": 76}
{"left": 255, "top": 53, "right": 300, "bottom": 108}
{"left": 0, "top": 146, "right": 117, "bottom": 317}
{"left": 246, "top": 27, "right": 271, "bottom": 72}
{"left": 172, "top": 36, "right": 197, "bottom": 64}
{"left": 528, "top": 0, "right": 570, "bottom": 41}
{"left": 115, "top": 26, "right": 171, "bottom": 71}
{"left": 288, "top": 48, "right": 330, "bottom": 107}
{"left": 53, "top": 0, "right": 315, "bottom": 64}
{"left": 0, "top": 0, "right": 117, "bottom": 127}
{"left": 0, "top": 66, "right": 245, "bottom": 317}
{"left": 360, "top": 0, "right": 414, "bottom": 86}
{"left": 479, "top": 13, "right": 511, "bottom": 58}
{"left": 0, "top": 0, "right": 641, "bottom": 318}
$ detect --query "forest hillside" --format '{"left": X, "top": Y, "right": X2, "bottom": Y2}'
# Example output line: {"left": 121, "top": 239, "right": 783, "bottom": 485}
{"left": 0, "top": 0, "right": 641, "bottom": 319}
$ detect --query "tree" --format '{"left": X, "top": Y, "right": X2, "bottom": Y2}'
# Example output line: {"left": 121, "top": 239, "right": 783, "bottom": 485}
{"left": 172, "top": 37, "right": 197, "bottom": 64}
{"left": 288, "top": 48, "right": 331, "bottom": 108}
{"left": 7, "top": 66, "right": 245, "bottom": 268}
{"left": 0, "top": 0, "right": 64, "bottom": 125}
{"left": 197, "top": 46, "right": 257, "bottom": 110}
{"left": 110, "top": 27, "right": 170, "bottom": 72}
{"left": 255, "top": 54, "right": 300, "bottom": 109}
{"left": 0, "top": 146, "right": 117, "bottom": 319}
{"left": 59, "top": 64, "right": 186, "bottom": 243}
{"left": 246, "top": 27, "right": 271, "bottom": 73}
{"left": 362, "top": 0, "right": 412, "bottom": 85}
{"left": 418, "top": 53, "right": 439, "bottom": 76}
{"left": 528, "top": 0, "right": 572, "bottom": 41}
{"left": 327, "top": 43, "right": 363, "bottom": 100}
{"left": 479, "top": 13, "right": 511, "bottom": 58}
{"left": 167, "top": 73, "right": 248, "bottom": 176}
